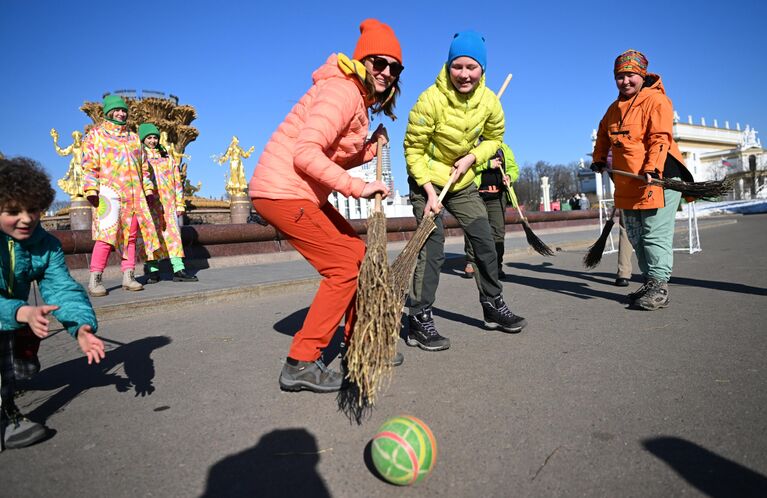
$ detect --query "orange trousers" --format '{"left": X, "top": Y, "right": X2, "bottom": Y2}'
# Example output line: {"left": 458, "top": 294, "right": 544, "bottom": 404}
{"left": 252, "top": 198, "right": 364, "bottom": 362}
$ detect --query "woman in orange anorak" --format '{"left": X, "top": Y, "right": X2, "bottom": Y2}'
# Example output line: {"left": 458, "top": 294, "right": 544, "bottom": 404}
{"left": 591, "top": 50, "right": 693, "bottom": 310}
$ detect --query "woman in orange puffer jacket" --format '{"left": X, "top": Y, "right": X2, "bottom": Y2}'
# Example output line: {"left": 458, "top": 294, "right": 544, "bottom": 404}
{"left": 250, "top": 19, "right": 400, "bottom": 393}
{"left": 591, "top": 49, "right": 694, "bottom": 311}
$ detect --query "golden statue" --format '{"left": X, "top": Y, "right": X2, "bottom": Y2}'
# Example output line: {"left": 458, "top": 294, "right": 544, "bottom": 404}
{"left": 50, "top": 128, "right": 85, "bottom": 198}
{"left": 160, "top": 131, "right": 191, "bottom": 165}
{"left": 179, "top": 162, "right": 202, "bottom": 198}
{"left": 218, "top": 136, "right": 254, "bottom": 196}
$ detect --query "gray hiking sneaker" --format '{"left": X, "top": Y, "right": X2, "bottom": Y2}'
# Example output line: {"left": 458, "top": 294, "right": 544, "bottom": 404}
{"left": 406, "top": 308, "right": 450, "bottom": 351}
{"left": 480, "top": 295, "right": 527, "bottom": 333}
{"left": 2, "top": 404, "right": 48, "bottom": 449}
{"left": 634, "top": 278, "right": 669, "bottom": 310}
{"left": 627, "top": 279, "right": 650, "bottom": 304}
{"left": 279, "top": 359, "right": 343, "bottom": 393}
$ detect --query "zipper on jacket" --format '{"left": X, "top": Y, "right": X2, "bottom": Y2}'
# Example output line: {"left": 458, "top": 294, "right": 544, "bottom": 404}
{"left": 6, "top": 239, "right": 14, "bottom": 294}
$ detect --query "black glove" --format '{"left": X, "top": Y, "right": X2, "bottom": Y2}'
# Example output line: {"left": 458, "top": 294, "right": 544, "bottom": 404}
{"left": 644, "top": 170, "right": 661, "bottom": 179}
{"left": 590, "top": 161, "right": 607, "bottom": 173}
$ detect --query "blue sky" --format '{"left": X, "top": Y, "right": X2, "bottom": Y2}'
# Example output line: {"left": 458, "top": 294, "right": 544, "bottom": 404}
{"left": 1, "top": 0, "right": 765, "bottom": 199}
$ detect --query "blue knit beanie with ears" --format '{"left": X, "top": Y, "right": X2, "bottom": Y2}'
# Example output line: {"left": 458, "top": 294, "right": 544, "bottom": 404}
{"left": 447, "top": 30, "right": 487, "bottom": 71}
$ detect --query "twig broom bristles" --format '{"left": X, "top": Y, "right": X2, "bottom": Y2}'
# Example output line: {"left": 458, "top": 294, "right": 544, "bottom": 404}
{"left": 608, "top": 169, "right": 735, "bottom": 199}
{"left": 342, "top": 137, "right": 401, "bottom": 415}
{"left": 583, "top": 206, "right": 617, "bottom": 268}
{"left": 505, "top": 181, "right": 554, "bottom": 256}
{"left": 390, "top": 171, "right": 458, "bottom": 307}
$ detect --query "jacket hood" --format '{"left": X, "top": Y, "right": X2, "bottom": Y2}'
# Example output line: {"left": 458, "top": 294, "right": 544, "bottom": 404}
{"left": 620, "top": 72, "right": 665, "bottom": 105}
{"left": 435, "top": 64, "right": 488, "bottom": 107}
{"left": 312, "top": 53, "right": 372, "bottom": 105}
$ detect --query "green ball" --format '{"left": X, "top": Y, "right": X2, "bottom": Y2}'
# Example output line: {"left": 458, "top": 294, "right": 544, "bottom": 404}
{"left": 371, "top": 415, "right": 437, "bottom": 485}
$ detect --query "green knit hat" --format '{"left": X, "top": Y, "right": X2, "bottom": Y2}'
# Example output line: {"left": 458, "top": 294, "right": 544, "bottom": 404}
{"left": 102, "top": 94, "right": 128, "bottom": 117}
{"left": 139, "top": 123, "right": 161, "bottom": 142}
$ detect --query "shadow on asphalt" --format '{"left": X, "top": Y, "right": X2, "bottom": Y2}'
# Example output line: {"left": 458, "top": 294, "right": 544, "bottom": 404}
{"left": 200, "top": 428, "right": 330, "bottom": 498}
{"left": 273, "top": 308, "right": 309, "bottom": 337}
{"left": 272, "top": 307, "right": 345, "bottom": 366}
{"left": 508, "top": 260, "right": 767, "bottom": 298}
{"left": 666, "top": 276, "right": 767, "bottom": 297}
{"left": 18, "top": 336, "right": 171, "bottom": 423}
{"left": 504, "top": 261, "right": 626, "bottom": 301}
{"left": 643, "top": 436, "right": 767, "bottom": 497}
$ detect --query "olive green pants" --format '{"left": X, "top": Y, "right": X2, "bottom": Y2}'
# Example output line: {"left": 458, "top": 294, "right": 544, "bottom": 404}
{"left": 623, "top": 186, "right": 682, "bottom": 282}
{"left": 408, "top": 178, "right": 502, "bottom": 314}
{"left": 464, "top": 193, "right": 507, "bottom": 273}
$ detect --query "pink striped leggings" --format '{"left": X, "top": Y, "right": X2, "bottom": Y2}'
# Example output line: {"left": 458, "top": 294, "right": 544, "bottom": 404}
{"left": 90, "top": 215, "right": 139, "bottom": 273}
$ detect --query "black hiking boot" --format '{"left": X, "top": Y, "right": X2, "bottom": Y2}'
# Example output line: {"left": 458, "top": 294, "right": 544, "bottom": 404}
{"left": 279, "top": 358, "right": 344, "bottom": 393}
{"left": 406, "top": 308, "right": 450, "bottom": 351}
{"left": 145, "top": 271, "right": 161, "bottom": 284}
{"left": 173, "top": 269, "right": 198, "bottom": 282}
{"left": 634, "top": 278, "right": 670, "bottom": 311}
{"left": 480, "top": 295, "right": 527, "bottom": 333}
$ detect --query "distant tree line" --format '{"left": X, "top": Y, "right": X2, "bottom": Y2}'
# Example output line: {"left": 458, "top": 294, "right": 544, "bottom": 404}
{"left": 514, "top": 160, "right": 588, "bottom": 210}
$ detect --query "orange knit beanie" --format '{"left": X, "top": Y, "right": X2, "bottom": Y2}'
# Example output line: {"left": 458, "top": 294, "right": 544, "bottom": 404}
{"left": 352, "top": 19, "right": 402, "bottom": 64}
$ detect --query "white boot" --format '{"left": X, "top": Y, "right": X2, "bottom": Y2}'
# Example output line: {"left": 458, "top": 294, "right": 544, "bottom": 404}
{"left": 88, "top": 272, "right": 107, "bottom": 297}
{"left": 122, "top": 269, "right": 144, "bottom": 291}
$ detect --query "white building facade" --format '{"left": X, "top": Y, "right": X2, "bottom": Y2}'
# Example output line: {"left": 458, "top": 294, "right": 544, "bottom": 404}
{"left": 327, "top": 141, "right": 413, "bottom": 219}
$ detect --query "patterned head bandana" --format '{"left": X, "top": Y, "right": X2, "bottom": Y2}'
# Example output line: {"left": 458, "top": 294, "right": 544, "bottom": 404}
{"left": 614, "top": 49, "right": 648, "bottom": 77}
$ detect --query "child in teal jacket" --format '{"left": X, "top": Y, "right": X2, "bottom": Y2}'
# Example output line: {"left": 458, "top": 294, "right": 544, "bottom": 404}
{"left": 1, "top": 157, "right": 105, "bottom": 450}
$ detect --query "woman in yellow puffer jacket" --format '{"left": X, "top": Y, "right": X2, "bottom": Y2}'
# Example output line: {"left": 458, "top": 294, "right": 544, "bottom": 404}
{"left": 403, "top": 31, "right": 527, "bottom": 353}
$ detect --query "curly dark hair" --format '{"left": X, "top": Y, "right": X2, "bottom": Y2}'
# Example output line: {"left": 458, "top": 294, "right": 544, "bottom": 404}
{"left": 0, "top": 156, "right": 56, "bottom": 211}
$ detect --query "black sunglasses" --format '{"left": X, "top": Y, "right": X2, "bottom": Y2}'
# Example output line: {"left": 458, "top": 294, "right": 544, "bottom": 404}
{"left": 369, "top": 56, "right": 404, "bottom": 77}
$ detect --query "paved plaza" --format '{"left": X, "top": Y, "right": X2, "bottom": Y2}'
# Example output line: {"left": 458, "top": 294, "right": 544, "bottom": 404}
{"left": 3, "top": 214, "right": 766, "bottom": 497}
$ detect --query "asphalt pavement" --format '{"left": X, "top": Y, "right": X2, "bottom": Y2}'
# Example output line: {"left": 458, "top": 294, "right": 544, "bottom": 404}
{"left": 4, "top": 214, "right": 766, "bottom": 497}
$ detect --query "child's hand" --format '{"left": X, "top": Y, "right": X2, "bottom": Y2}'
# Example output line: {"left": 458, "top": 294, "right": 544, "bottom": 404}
{"left": 453, "top": 154, "right": 476, "bottom": 177}
{"left": 16, "top": 305, "right": 59, "bottom": 338}
{"left": 77, "top": 325, "right": 105, "bottom": 365}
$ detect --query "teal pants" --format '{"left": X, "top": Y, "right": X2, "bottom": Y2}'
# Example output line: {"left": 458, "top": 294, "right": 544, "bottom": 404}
{"left": 408, "top": 177, "right": 502, "bottom": 314}
{"left": 623, "top": 185, "right": 682, "bottom": 282}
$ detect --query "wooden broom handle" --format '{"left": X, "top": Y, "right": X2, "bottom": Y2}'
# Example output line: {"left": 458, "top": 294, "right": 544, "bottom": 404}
{"left": 607, "top": 168, "right": 660, "bottom": 186}
{"left": 497, "top": 73, "right": 512, "bottom": 99}
{"left": 374, "top": 135, "right": 385, "bottom": 212}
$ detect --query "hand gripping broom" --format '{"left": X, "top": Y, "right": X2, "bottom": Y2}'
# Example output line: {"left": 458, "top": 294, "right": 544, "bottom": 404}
{"left": 343, "top": 136, "right": 401, "bottom": 410}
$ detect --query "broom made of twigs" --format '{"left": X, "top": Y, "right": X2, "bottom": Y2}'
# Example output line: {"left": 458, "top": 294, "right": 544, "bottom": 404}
{"left": 504, "top": 178, "right": 554, "bottom": 256}
{"left": 583, "top": 206, "right": 617, "bottom": 268}
{"left": 389, "top": 170, "right": 458, "bottom": 307}
{"left": 390, "top": 74, "right": 515, "bottom": 304}
{"left": 607, "top": 168, "right": 734, "bottom": 199}
{"left": 344, "top": 136, "right": 401, "bottom": 410}
{"left": 497, "top": 73, "right": 553, "bottom": 256}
